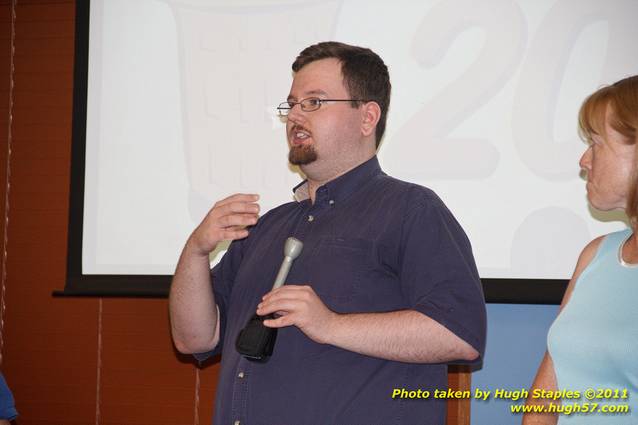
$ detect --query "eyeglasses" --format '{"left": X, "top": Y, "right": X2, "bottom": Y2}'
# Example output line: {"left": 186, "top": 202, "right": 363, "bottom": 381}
{"left": 277, "top": 97, "right": 367, "bottom": 117}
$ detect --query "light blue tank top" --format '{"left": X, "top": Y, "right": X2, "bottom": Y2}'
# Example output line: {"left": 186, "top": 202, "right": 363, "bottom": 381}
{"left": 548, "top": 229, "right": 638, "bottom": 424}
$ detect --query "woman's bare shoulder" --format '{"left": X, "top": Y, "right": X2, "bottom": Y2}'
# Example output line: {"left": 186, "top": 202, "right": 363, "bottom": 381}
{"left": 560, "top": 235, "right": 606, "bottom": 308}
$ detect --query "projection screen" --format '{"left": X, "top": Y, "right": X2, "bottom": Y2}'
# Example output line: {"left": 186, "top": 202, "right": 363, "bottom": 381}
{"left": 63, "top": 0, "right": 638, "bottom": 299}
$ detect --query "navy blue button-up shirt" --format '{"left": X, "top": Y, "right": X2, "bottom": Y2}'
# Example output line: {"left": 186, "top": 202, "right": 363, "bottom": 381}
{"left": 200, "top": 156, "right": 486, "bottom": 425}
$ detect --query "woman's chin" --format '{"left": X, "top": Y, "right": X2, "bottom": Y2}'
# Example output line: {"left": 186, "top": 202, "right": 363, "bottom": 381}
{"left": 587, "top": 197, "right": 625, "bottom": 212}
{"left": 586, "top": 193, "right": 607, "bottom": 211}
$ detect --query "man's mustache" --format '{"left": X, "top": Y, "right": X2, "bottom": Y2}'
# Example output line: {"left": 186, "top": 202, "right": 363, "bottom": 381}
{"left": 289, "top": 125, "right": 311, "bottom": 138}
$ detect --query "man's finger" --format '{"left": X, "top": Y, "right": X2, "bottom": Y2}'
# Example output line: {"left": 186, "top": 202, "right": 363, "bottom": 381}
{"left": 263, "top": 315, "right": 294, "bottom": 328}
{"left": 263, "top": 285, "right": 313, "bottom": 300}
{"left": 216, "top": 201, "right": 261, "bottom": 215}
{"left": 217, "top": 213, "right": 258, "bottom": 228}
{"left": 257, "top": 298, "right": 303, "bottom": 316}
{"left": 215, "top": 193, "right": 259, "bottom": 207}
{"left": 259, "top": 291, "right": 301, "bottom": 306}
{"left": 219, "top": 229, "right": 250, "bottom": 241}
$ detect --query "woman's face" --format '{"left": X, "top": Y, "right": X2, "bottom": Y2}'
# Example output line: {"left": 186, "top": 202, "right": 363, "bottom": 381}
{"left": 579, "top": 105, "right": 636, "bottom": 211}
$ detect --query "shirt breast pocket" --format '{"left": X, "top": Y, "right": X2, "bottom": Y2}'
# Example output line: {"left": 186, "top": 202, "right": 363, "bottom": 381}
{"left": 306, "top": 236, "right": 373, "bottom": 312}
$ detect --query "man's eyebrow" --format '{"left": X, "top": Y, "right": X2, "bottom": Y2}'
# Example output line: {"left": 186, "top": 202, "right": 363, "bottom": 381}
{"left": 306, "top": 89, "right": 328, "bottom": 97}
{"left": 287, "top": 90, "right": 328, "bottom": 102}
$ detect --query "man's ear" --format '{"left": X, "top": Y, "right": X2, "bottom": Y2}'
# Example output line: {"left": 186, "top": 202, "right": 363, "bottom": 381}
{"left": 361, "top": 101, "right": 381, "bottom": 138}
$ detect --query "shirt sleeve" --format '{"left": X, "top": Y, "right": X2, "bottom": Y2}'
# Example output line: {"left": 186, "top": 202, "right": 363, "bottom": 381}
{"left": 192, "top": 238, "right": 245, "bottom": 362}
{"left": 398, "top": 191, "right": 487, "bottom": 361}
{"left": 0, "top": 373, "right": 17, "bottom": 420}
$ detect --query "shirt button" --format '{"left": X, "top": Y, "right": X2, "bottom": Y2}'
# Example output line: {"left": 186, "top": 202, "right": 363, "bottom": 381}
{"left": 307, "top": 215, "right": 314, "bottom": 222}
{"left": 329, "top": 199, "right": 335, "bottom": 205}
{"left": 234, "top": 421, "right": 241, "bottom": 425}
{"left": 237, "top": 372, "right": 244, "bottom": 378}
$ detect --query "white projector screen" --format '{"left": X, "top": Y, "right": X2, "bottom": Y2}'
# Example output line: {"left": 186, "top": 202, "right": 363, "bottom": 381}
{"left": 70, "top": 0, "right": 638, "bottom": 296}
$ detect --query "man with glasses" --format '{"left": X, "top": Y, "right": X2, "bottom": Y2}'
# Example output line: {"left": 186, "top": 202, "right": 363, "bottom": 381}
{"left": 169, "top": 41, "right": 486, "bottom": 425}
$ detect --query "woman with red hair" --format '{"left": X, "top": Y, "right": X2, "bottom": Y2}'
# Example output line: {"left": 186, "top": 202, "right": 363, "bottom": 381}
{"left": 524, "top": 76, "right": 638, "bottom": 425}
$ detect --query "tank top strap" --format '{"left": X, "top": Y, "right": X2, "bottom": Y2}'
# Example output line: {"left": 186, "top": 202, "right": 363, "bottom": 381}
{"left": 589, "top": 228, "right": 633, "bottom": 265}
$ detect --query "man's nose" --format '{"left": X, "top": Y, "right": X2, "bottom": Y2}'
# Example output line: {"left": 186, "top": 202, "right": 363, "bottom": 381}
{"left": 286, "top": 102, "right": 307, "bottom": 123}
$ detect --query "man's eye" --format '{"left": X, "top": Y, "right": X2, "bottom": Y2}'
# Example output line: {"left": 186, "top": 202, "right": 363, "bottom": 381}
{"left": 307, "top": 98, "right": 322, "bottom": 107}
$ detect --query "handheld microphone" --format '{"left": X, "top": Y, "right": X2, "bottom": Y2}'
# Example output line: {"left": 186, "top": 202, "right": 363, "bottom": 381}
{"left": 235, "top": 237, "right": 303, "bottom": 361}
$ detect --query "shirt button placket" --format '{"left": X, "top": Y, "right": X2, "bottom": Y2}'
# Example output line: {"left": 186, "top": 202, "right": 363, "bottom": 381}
{"left": 231, "top": 360, "right": 249, "bottom": 425}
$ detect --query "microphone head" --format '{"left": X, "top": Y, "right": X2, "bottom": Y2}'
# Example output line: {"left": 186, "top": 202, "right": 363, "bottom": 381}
{"left": 284, "top": 237, "right": 303, "bottom": 259}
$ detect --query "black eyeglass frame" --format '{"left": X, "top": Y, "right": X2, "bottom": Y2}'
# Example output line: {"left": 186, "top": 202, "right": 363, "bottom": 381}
{"left": 277, "top": 97, "right": 368, "bottom": 116}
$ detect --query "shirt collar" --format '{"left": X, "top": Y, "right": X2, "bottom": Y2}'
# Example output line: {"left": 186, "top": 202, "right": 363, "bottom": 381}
{"left": 292, "top": 156, "right": 382, "bottom": 204}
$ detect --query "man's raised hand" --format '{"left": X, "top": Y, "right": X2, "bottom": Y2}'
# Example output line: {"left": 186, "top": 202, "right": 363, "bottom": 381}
{"left": 188, "top": 193, "right": 260, "bottom": 256}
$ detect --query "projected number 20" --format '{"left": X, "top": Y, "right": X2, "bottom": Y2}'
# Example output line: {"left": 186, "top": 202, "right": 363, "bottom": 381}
{"left": 512, "top": 0, "right": 638, "bottom": 181}
{"left": 395, "top": 0, "right": 637, "bottom": 181}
